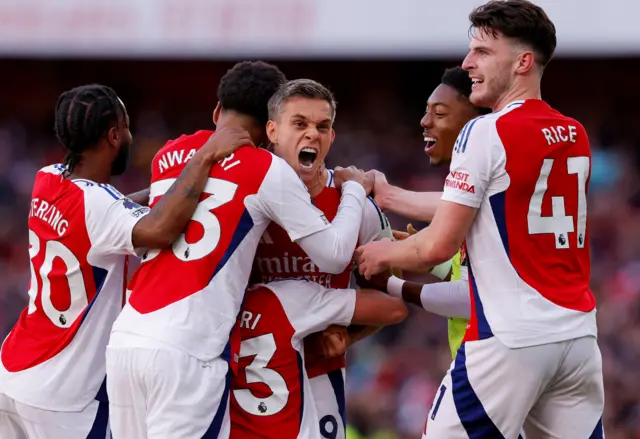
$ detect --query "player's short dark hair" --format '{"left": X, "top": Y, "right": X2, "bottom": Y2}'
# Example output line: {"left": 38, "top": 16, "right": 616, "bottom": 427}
{"left": 441, "top": 67, "right": 492, "bottom": 115}
{"left": 54, "top": 84, "right": 125, "bottom": 174}
{"left": 268, "top": 79, "right": 337, "bottom": 123}
{"left": 469, "top": 0, "right": 557, "bottom": 67}
{"left": 218, "top": 61, "right": 287, "bottom": 127}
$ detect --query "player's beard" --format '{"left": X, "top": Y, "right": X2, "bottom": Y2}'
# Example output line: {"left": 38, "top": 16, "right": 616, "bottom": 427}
{"left": 111, "top": 144, "right": 130, "bottom": 176}
{"left": 478, "top": 71, "right": 511, "bottom": 110}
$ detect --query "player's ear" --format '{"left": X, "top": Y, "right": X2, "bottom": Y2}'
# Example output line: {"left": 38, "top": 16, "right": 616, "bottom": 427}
{"left": 330, "top": 129, "right": 336, "bottom": 144}
{"left": 266, "top": 120, "right": 278, "bottom": 144}
{"left": 515, "top": 50, "right": 535, "bottom": 75}
{"left": 107, "top": 126, "right": 119, "bottom": 147}
{"left": 213, "top": 102, "right": 222, "bottom": 125}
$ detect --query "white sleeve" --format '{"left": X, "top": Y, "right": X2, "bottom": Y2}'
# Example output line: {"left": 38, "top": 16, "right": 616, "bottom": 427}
{"left": 295, "top": 181, "right": 366, "bottom": 274}
{"left": 269, "top": 280, "right": 356, "bottom": 343}
{"left": 257, "top": 156, "right": 332, "bottom": 242}
{"left": 358, "top": 196, "right": 393, "bottom": 244}
{"left": 442, "top": 117, "right": 503, "bottom": 208}
{"left": 257, "top": 156, "right": 367, "bottom": 274}
{"left": 83, "top": 183, "right": 150, "bottom": 256}
{"left": 459, "top": 265, "right": 469, "bottom": 282}
{"left": 419, "top": 280, "right": 470, "bottom": 319}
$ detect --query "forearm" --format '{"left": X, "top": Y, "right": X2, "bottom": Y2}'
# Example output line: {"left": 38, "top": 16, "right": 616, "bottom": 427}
{"left": 384, "top": 226, "right": 457, "bottom": 272}
{"left": 387, "top": 276, "right": 470, "bottom": 318}
{"left": 297, "top": 182, "right": 365, "bottom": 273}
{"left": 127, "top": 188, "right": 150, "bottom": 206}
{"left": 378, "top": 186, "right": 442, "bottom": 222}
{"left": 132, "top": 154, "right": 212, "bottom": 248}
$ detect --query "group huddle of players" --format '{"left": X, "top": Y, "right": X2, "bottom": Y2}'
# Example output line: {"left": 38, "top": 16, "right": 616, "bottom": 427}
{"left": 0, "top": 1, "right": 606, "bottom": 439}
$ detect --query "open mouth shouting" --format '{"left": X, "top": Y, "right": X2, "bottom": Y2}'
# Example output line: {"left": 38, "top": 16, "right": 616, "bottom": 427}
{"left": 298, "top": 147, "right": 318, "bottom": 171}
{"left": 424, "top": 133, "right": 437, "bottom": 155}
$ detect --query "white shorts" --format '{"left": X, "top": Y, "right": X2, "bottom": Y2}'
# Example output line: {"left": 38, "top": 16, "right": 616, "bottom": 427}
{"left": 309, "top": 368, "right": 346, "bottom": 439}
{"left": 424, "top": 336, "right": 604, "bottom": 439}
{"left": 106, "top": 344, "right": 231, "bottom": 439}
{"left": 0, "top": 388, "right": 110, "bottom": 439}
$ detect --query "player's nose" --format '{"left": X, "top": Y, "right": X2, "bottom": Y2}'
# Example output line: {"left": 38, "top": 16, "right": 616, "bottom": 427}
{"left": 420, "top": 112, "right": 432, "bottom": 128}
{"left": 462, "top": 53, "right": 475, "bottom": 71}
{"left": 305, "top": 126, "right": 319, "bottom": 140}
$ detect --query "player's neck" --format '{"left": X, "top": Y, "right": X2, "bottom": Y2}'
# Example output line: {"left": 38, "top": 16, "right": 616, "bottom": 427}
{"left": 305, "top": 167, "right": 328, "bottom": 198}
{"left": 215, "top": 112, "right": 260, "bottom": 145}
{"left": 493, "top": 81, "right": 541, "bottom": 112}
{"left": 66, "top": 154, "right": 112, "bottom": 184}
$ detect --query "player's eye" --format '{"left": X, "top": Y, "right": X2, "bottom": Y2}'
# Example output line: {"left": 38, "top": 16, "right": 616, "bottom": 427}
{"left": 435, "top": 113, "right": 447, "bottom": 118}
{"left": 293, "top": 121, "right": 305, "bottom": 128}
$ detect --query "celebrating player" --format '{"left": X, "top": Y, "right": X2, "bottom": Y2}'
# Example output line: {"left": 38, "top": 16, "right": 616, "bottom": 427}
{"left": 356, "top": 1, "right": 605, "bottom": 437}
{"left": 0, "top": 84, "right": 244, "bottom": 438}
{"left": 237, "top": 78, "right": 394, "bottom": 439}
{"left": 105, "top": 62, "right": 374, "bottom": 439}
{"left": 368, "top": 67, "right": 490, "bottom": 359}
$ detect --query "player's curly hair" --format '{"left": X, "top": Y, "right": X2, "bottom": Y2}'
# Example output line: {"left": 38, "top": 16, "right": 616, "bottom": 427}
{"left": 54, "top": 84, "right": 125, "bottom": 174}
{"left": 218, "top": 61, "right": 287, "bottom": 128}
{"left": 441, "top": 67, "right": 491, "bottom": 115}
{"left": 469, "top": 0, "right": 556, "bottom": 68}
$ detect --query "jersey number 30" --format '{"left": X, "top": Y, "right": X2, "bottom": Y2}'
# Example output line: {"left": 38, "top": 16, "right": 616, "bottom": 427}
{"left": 527, "top": 157, "right": 589, "bottom": 249}
{"left": 27, "top": 230, "right": 88, "bottom": 328}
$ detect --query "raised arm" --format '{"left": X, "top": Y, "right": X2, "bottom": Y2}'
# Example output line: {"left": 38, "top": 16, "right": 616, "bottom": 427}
{"left": 373, "top": 169, "right": 442, "bottom": 222}
{"left": 132, "top": 128, "right": 252, "bottom": 249}
{"left": 261, "top": 161, "right": 374, "bottom": 274}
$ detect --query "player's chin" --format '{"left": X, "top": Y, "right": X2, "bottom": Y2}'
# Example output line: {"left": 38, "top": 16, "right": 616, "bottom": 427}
{"left": 425, "top": 146, "right": 442, "bottom": 166}
{"left": 470, "top": 90, "right": 490, "bottom": 108}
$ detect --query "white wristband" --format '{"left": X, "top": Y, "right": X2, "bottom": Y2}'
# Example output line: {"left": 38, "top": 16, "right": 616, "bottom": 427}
{"left": 430, "top": 259, "right": 453, "bottom": 280}
{"left": 387, "top": 276, "right": 405, "bottom": 298}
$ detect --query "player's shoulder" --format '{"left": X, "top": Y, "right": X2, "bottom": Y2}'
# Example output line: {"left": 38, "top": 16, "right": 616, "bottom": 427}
{"left": 38, "top": 163, "right": 67, "bottom": 176}
{"left": 161, "top": 129, "right": 215, "bottom": 152}
{"left": 499, "top": 99, "right": 584, "bottom": 127}
{"left": 33, "top": 164, "right": 87, "bottom": 199}
{"left": 73, "top": 182, "right": 129, "bottom": 209}
{"left": 453, "top": 112, "right": 497, "bottom": 154}
{"left": 232, "top": 145, "right": 275, "bottom": 163}
{"left": 152, "top": 130, "right": 215, "bottom": 166}
{"left": 263, "top": 278, "right": 324, "bottom": 299}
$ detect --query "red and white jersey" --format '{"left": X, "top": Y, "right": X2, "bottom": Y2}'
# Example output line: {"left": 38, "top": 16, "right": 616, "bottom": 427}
{"left": 229, "top": 280, "right": 356, "bottom": 439}
{"left": 442, "top": 99, "right": 596, "bottom": 348}
{"left": 252, "top": 168, "right": 391, "bottom": 378}
{"left": 0, "top": 164, "right": 148, "bottom": 411}
{"left": 110, "top": 131, "right": 334, "bottom": 362}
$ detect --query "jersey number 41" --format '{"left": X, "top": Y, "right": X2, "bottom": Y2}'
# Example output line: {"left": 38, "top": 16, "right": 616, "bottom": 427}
{"left": 527, "top": 156, "right": 589, "bottom": 249}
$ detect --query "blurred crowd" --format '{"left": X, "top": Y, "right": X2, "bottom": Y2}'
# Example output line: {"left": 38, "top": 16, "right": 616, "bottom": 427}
{"left": 0, "top": 59, "right": 639, "bottom": 438}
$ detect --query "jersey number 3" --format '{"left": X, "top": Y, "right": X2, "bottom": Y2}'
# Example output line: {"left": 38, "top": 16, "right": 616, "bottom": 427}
{"left": 145, "top": 177, "right": 238, "bottom": 262}
{"left": 233, "top": 334, "right": 288, "bottom": 416}
{"left": 527, "top": 157, "right": 589, "bottom": 249}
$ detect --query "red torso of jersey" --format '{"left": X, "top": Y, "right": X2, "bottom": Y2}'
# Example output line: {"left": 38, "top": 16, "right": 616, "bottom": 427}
{"left": 252, "top": 184, "right": 351, "bottom": 377}
{"left": 2, "top": 169, "right": 117, "bottom": 371}
{"left": 460, "top": 100, "right": 595, "bottom": 344}
{"left": 496, "top": 101, "right": 593, "bottom": 311}
{"left": 127, "top": 131, "right": 272, "bottom": 315}
{"left": 230, "top": 286, "right": 306, "bottom": 439}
